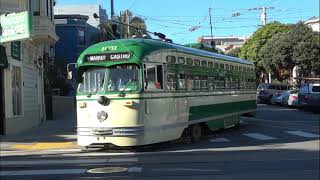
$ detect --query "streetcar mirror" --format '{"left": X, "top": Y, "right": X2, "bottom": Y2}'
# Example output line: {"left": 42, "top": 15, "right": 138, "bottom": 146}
{"left": 67, "top": 71, "right": 73, "bottom": 79}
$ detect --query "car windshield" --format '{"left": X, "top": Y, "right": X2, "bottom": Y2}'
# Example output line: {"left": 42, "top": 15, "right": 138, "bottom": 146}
{"left": 107, "top": 64, "right": 141, "bottom": 92}
{"left": 78, "top": 68, "right": 106, "bottom": 93}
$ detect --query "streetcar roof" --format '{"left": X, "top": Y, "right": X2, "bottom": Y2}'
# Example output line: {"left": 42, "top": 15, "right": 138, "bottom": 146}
{"left": 77, "top": 38, "right": 254, "bottom": 66}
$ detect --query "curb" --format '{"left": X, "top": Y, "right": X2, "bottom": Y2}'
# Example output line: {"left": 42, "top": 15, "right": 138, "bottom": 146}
{"left": 9, "top": 142, "right": 78, "bottom": 151}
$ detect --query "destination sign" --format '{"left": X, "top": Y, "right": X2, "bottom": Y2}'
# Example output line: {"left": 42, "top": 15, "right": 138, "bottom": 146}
{"left": 85, "top": 52, "right": 132, "bottom": 62}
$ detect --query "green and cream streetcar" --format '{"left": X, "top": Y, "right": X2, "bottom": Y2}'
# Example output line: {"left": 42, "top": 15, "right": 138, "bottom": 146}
{"left": 72, "top": 38, "right": 256, "bottom": 147}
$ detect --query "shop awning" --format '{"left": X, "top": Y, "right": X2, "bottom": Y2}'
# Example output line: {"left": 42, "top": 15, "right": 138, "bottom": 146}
{"left": 0, "top": 45, "right": 8, "bottom": 68}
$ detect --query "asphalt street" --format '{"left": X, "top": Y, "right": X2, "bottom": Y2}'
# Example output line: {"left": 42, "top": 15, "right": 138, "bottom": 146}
{"left": 1, "top": 104, "right": 319, "bottom": 180}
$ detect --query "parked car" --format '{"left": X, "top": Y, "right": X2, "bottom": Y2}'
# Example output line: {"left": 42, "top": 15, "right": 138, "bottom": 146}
{"left": 257, "top": 83, "right": 292, "bottom": 104}
{"left": 298, "top": 83, "right": 320, "bottom": 109}
{"left": 281, "top": 89, "right": 299, "bottom": 107}
{"left": 270, "top": 91, "right": 288, "bottom": 105}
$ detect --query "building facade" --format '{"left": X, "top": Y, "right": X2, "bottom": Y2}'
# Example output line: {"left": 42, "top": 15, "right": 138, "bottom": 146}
{"left": 0, "top": 0, "right": 58, "bottom": 135}
{"left": 198, "top": 36, "right": 248, "bottom": 53}
{"left": 54, "top": 4, "right": 107, "bottom": 28}
{"left": 304, "top": 16, "right": 320, "bottom": 32}
{"left": 54, "top": 14, "right": 99, "bottom": 65}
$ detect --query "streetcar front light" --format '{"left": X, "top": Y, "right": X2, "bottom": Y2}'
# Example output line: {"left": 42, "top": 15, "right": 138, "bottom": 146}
{"left": 79, "top": 102, "right": 87, "bottom": 108}
{"left": 97, "top": 111, "right": 108, "bottom": 122}
{"left": 98, "top": 96, "right": 110, "bottom": 106}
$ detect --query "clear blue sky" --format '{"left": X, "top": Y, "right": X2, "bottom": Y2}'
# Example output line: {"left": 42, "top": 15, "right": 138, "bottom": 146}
{"left": 57, "top": 0, "right": 319, "bottom": 44}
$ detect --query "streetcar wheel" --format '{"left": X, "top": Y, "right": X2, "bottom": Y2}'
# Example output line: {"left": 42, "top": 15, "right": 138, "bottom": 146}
{"left": 191, "top": 124, "right": 202, "bottom": 142}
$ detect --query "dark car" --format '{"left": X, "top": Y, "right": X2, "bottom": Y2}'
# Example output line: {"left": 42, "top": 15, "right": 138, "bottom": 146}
{"left": 257, "top": 83, "right": 292, "bottom": 104}
{"left": 298, "top": 83, "right": 320, "bottom": 109}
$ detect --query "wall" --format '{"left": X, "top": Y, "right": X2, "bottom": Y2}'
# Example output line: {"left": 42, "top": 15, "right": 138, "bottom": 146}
{"left": 52, "top": 96, "right": 75, "bottom": 120}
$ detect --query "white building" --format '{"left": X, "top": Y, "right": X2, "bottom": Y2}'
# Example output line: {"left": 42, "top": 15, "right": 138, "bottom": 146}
{"left": 198, "top": 36, "right": 249, "bottom": 52}
{"left": 0, "top": 0, "right": 58, "bottom": 135}
{"left": 54, "top": 4, "right": 107, "bottom": 28}
{"left": 304, "top": 16, "right": 320, "bottom": 32}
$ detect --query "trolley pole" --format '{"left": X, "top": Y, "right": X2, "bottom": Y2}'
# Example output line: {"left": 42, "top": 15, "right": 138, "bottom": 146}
{"left": 209, "top": 7, "right": 215, "bottom": 48}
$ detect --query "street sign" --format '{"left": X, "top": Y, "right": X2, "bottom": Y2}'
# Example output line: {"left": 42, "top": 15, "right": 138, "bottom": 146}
{"left": 0, "top": 11, "right": 31, "bottom": 43}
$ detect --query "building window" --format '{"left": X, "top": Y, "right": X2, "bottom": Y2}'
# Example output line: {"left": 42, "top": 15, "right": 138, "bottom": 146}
{"left": 12, "top": 66, "right": 22, "bottom": 116}
{"left": 78, "top": 29, "right": 85, "bottom": 45}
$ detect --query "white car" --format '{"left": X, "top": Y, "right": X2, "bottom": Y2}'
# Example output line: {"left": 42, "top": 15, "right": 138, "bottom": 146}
{"left": 281, "top": 90, "right": 299, "bottom": 106}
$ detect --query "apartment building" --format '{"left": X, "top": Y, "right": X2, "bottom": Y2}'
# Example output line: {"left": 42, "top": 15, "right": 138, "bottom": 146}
{"left": 0, "top": 0, "right": 58, "bottom": 135}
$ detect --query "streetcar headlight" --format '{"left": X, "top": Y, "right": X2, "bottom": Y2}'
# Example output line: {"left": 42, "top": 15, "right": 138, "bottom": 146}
{"left": 98, "top": 96, "right": 110, "bottom": 106}
{"left": 97, "top": 111, "right": 108, "bottom": 122}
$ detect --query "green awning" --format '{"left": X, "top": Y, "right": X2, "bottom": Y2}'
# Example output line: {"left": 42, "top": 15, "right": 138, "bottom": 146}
{"left": 0, "top": 45, "right": 8, "bottom": 68}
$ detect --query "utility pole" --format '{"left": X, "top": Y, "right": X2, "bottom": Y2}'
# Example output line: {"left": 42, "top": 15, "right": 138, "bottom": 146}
{"left": 208, "top": 7, "right": 215, "bottom": 48}
{"left": 261, "top": 6, "right": 267, "bottom": 26}
{"left": 126, "top": 10, "right": 130, "bottom": 38}
{"left": 110, "top": 0, "right": 117, "bottom": 39}
{"left": 110, "top": 0, "right": 115, "bottom": 19}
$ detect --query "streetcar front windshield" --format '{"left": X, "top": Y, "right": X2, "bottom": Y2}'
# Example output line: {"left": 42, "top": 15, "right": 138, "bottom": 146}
{"left": 107, "top": 64, "right": 141, "bottom": 92}
{"left": 78, "top": 68, "right": 106, "bottom": 93}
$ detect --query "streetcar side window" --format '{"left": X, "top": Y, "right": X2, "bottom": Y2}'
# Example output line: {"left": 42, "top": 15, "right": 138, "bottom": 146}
{"left": 177, "top": 73, "right": 186, "bottom": 90}
{"left": 166, "top": 56, "right": 176, "bottom": 63}
{"left": 214, "top": 62, "right": 219, "bottom": 69}
{"left": 194, "top": 75, "right": 200, "bottom": 90}
{"left": 208, "top": 76, "right": 215, "bottom": 91}
{"left": 186, "top": 58, "right": 193, "bottom": 65}
{"left": 167, "top": 73, "right": 176, "bottom": 91}
{"left": 178, "top": 57, "right": 185, "bottom": 64}
{"left": 144, "top": 64, "right": 163, "bottom": 91}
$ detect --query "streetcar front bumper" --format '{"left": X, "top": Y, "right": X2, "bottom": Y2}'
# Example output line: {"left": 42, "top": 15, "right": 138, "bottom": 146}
{"left": 77, "top": 126, "right": 145, "bottom": 146}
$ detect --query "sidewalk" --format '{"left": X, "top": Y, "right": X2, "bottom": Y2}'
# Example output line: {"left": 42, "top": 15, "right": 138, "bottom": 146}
{"left": 0, "top": 113, "right": 80, "bottom": 155}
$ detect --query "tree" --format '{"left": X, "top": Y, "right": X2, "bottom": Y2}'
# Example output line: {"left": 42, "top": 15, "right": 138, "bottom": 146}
{"left": 227, "top": 47, "right": 241, "bottom": 58}
{"left": 97, "top": 11, "right": 149, "bottom": 41}
{"left": 259, "top": 22, "right": 320, "bottom": 82}
{"left": 239, "top": 22, "right": 290, "bottom": 82}
{"left": 129, "top": 16, "right": 148, "bottom": 37}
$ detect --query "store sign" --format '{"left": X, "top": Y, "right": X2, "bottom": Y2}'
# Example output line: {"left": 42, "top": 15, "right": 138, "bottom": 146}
{"left": 85, "top": 53, "right": 132, "bottom": 62}
{"left": 0, "top": 11, "right": 31, "bottom": 43}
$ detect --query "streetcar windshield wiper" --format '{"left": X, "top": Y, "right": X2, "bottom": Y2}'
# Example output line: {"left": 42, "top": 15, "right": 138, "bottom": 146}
{"left": 118, "top": 81, "right": 133, "bottom": 97}
{"left": 87, "top": 88, "right": 97, "bottom": 98}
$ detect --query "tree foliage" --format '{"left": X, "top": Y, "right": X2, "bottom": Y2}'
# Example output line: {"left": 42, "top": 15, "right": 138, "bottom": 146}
{"left": 259, "top": 22, "right": 320, "bottom": 82}
{"left": 226, "top": 47, "right": 241, "bottom": 57}
{"left": 239, "top": 22, "right": 290, "bottom": 82}
{"left": 239, "top": 21, "right": 290, "bottom": 63}
{"left": 96, "top": 10, "right": 149, "bottom": 42}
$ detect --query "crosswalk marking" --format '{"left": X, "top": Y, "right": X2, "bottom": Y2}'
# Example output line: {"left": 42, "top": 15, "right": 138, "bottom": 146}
{"left": 209, "top": 138, "right": 230, "bottom": 142}
{"left": 1, "top": 158, "right": 138, "bottom": 166}
{"left": 285, "top": 131, "right": 320, "bottom": 138}
{"left": 0, "top": 169, "right": 87, "bottom": 176}
{"left": 243, "top": 133, "right": 276, "bottom": 140}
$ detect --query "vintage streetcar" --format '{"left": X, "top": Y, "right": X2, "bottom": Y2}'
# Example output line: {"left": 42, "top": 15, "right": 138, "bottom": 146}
{"left": 70, "top": 38, "right": 256, "bottom": 148}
